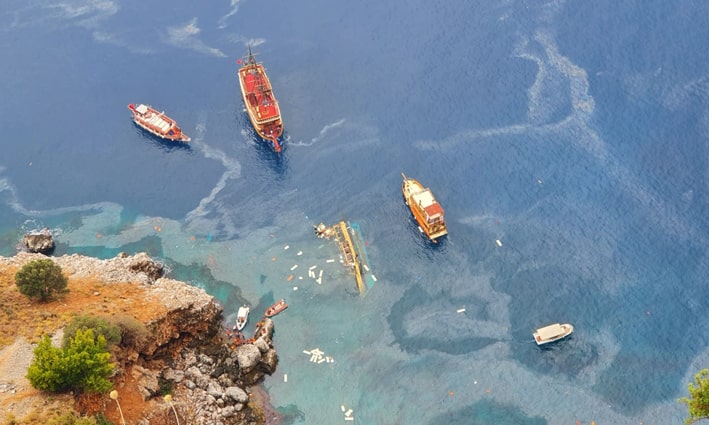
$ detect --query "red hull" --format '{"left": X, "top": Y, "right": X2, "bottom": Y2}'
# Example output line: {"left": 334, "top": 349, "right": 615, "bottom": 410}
{"left": 128, "top": 103, "right": 190, "bottom": 142}
{"left": 265, "top": 299, "right": 288, "bottom": 317}
{"left": 238, "top": 49, "right": 283, "bottom": 152}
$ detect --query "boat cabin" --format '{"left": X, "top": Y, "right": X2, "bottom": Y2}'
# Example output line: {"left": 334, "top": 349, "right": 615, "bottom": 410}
{"left": 135, "top": 104, "right": 149, "bottom": 115}
{"left": 413, "top": 190, "right": 444, "bottom": 224}
{"left": 533, "top": 323, "right": 573, "bottom": 345}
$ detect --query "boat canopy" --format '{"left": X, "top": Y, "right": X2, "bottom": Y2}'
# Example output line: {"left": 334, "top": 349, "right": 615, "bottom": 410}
{"left": 135, "top": 104, "right": 149, "bottom": 114}
{"left": 536, "top": 323, "right": 565, "bottom": 340}
{"left": 412, "top": 190, "right": 436, "bottom": 208}
{"left": 424, "top": 203, "right": 444, "bottom": 220}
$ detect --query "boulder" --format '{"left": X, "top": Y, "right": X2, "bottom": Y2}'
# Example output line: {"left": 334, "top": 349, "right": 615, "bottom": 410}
{"left": 234, "top": 344, "right": 261, "bottom": 370}
{"left": 22, "top": 229, "right": 54, "bottom": 254}
{"left": 224, "top": 386, "right": 249, "bottom": 404}
{"left": 131, "top": 365, "right": 160, "bottom": 401}
{"left": 128, "top": 252, "right": 164, "bottom": 282}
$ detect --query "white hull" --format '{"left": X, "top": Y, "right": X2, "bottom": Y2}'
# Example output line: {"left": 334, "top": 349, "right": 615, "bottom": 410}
{"left": 533, "top": 323, "right": 573, "bottom": 345}
{"left": 236, "top": 306, "right": 250, "bottom": 331}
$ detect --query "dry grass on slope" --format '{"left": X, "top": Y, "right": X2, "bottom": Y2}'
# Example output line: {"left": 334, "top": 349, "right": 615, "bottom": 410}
{"left": 0, "top": 262, "right": 170, "bottom": 424}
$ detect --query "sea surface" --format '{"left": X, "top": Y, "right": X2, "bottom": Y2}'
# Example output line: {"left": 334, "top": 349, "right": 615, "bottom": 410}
{"left": 1, "top": 1, "right": 708, "bottom": 424}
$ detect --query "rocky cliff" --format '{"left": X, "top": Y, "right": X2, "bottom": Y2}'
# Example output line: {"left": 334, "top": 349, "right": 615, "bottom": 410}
{"left": 0, "top": 252, "right": 279, "bottom": 425}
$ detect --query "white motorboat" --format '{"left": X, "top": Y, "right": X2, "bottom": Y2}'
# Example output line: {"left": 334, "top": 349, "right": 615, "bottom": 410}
{"left": 533, "top": 323, "right": 573, "bottom": 345}
{"left": 235, "top": 305, "right": 250, "bottom": 331}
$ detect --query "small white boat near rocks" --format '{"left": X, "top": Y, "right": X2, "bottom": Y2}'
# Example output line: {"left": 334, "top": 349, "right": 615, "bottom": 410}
{"left": 533, "top": 323, "right": 573, "bottom": 345}
{"left": 235, "top": 305, "right": 250, "bottom": 331}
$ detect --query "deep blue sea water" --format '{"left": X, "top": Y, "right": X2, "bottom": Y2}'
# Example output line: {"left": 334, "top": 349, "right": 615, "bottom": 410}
{"left": 2, "top": 1, "right": 708, "bottom": 424}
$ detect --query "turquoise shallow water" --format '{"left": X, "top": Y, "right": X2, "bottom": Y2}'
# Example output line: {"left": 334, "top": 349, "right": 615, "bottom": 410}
{"left": 2, "top": 1, "right": 709, "bottom": 424}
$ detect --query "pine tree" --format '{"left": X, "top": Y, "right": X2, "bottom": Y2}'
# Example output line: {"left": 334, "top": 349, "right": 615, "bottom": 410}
{"left": 15, "top": 259, "right": 68, "bottom": 301}
{"left": 27, "top": 329, "right": 114, "bottom": 394}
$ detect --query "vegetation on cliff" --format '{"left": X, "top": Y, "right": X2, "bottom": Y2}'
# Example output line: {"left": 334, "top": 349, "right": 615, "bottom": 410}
{"left": 15, "top": 259, "right": 68, "bottom": 301}
{"left": 680, "top": 369, "right": 709, "bottom": 424}
{"left": 28, "top": 329, "right": 114, "bottom": 394}
{"left": 0, "top": 252, "right": 276, "bottom": 425}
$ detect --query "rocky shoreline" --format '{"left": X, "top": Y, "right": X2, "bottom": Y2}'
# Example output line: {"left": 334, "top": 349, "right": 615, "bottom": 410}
{"left": 0, "top": 252, "right": 282, "bottom": 425}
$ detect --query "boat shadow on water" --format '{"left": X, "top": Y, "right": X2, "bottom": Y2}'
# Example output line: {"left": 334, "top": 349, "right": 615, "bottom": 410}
{"left": 134, "top": 127, "right": 192, "bottom": 153}
{"left": 403, "top": 213, "right": 449, "bottom": 252}
{"left": 516, "top": 333, "right": 599, "bottom": 379}
{"left": 250, "top": 130, "right": 289, "bottom": 177}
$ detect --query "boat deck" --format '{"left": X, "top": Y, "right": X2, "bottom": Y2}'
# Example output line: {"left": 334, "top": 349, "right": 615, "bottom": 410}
{"left": 142, "top": 114, "right": 172, "bottom": 132}
{"left": 240, "top": 66, "right": 280, "bottom": 122}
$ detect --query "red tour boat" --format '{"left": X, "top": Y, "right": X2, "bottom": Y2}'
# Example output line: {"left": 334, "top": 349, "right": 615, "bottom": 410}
{"left": 128, "top": 103, "right": 190, "bottom": 142}
{"left": 265, "top": 299, "right": 288, "bottom": 317}
{"left": 237, "top": 47, "right": 284, "bottom": 152}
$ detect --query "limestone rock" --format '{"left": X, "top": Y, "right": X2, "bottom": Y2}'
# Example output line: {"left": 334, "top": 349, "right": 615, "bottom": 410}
{"left": 224, "top": 386, "right": 248, "bottom": 404}
{"left": 128, "top": 252, "right": 164, "bottom": 282}
{"left": 260, "top": 349, "right": 279, "bottom": 375}
{"left": 234, "top": 344, "right": 261, "bottom": 370}
{"left": 131, "top": 365, "right": 160, "bottom": 401}
{"left": 22, "top": 229, "right": 54, "bottom": 254}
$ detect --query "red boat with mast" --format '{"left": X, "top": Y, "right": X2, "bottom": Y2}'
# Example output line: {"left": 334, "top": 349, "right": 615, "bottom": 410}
{"left": 237, "top": 46, "right": 284, "bottom": 152}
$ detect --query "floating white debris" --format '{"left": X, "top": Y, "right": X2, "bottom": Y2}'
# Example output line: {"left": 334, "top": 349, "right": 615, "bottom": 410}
{"left": 319, "top": 270, "right": 323, "bottom": 278}
{"left": 298, "top": 276, "right": 303, "bottom": 280}
{"left": 318, "top": 358, "right": 326, "bottom": 364}
{"left": 363, "top": 264, "right": 370, "bottom": 272}
{"left": 290, "top": 264, "right": 298, "bottom": 271}
{"left": 326, "top": 356, "right": 334, "bottom": 363}
{"left": 284, "top": 245, "right": 290, "bottom": 250}
{"left": 345, "top": 409, "right": 353, "bottom": 416}
{"left": 456, "top": 308, "right": 466, "bottom": 313}
{"left": 309, "top": 270, "right": 315, "bottom": 278}
{"left": 316, "top": 277, "right": 322, "bottom": 285}
{"left": 326, "top": 259, "right": 335, "bottom": 263}
{"left": 293, "top": 286, "right": 298, "bottom": 291}
{"left": 307, "top": 348, "right": 325, "bottom": 362}
{"left": 345, "top": 418, "right": 354, "bottom": 422}
{"left": 309, "top": 265, "right": 317, "bottom": 270}
{"left": 496, "top": 239, "right": 503, "bottom": 247}
{"left": 297, "top": 251, "right": 303, "bottom": 256}
{"left": 371, "top": 275, "right": 377, "bottom": 282}
{"left": 341, "top": 405, "right": 346, "bottom": 412}
{"left": 284, "top": 374, "right": 288, "bottom": 382}
{"left": 303, "top": 350, "right": 311, "bottom": 355}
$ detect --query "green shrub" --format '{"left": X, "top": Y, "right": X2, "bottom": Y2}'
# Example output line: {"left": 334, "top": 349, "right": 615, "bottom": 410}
{"left": 114, "top": 314, "right": 148, "bottom": 348}
{"left": 15, "top": 259, "right": 68, "bottom": 301}
{"left": 63, "top": 315, "right": 121, "bottom": 349}
{"left": 27, "top": 329, "right": 114, "bottom": 394}
{"left": 26, "top": 335, "right": 66, "bottom": 392}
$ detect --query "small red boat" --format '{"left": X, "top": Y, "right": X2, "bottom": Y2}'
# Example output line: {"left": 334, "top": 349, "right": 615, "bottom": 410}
{"left": 265, "top": 299, "right": 288, "bottom": 317}
{"left": 237, "top": 47, "right": 283, "bottom": 152}
{"left": 128, "top": 103, "right": 190, "bottom": 142}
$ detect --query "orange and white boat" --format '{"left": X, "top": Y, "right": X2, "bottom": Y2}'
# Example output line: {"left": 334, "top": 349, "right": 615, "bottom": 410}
{"left": 237, "top": 47, "right": 284, "bottom": 152}
{"left": 265, "top": 299, "right": 288, "bottom": 317}
{"left": 401, "top": 173, "right": 447, "bottom": 242}
{"left": 127, "top": 103, "right": 190, "bottom": 142}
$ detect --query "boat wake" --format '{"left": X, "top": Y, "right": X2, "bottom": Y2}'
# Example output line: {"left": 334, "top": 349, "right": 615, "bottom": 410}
{"left": 288, "top": 118, "right": 346, "bottom": 147}
{"left": 185, "top": 122, "right": 242, "bottom": 235}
